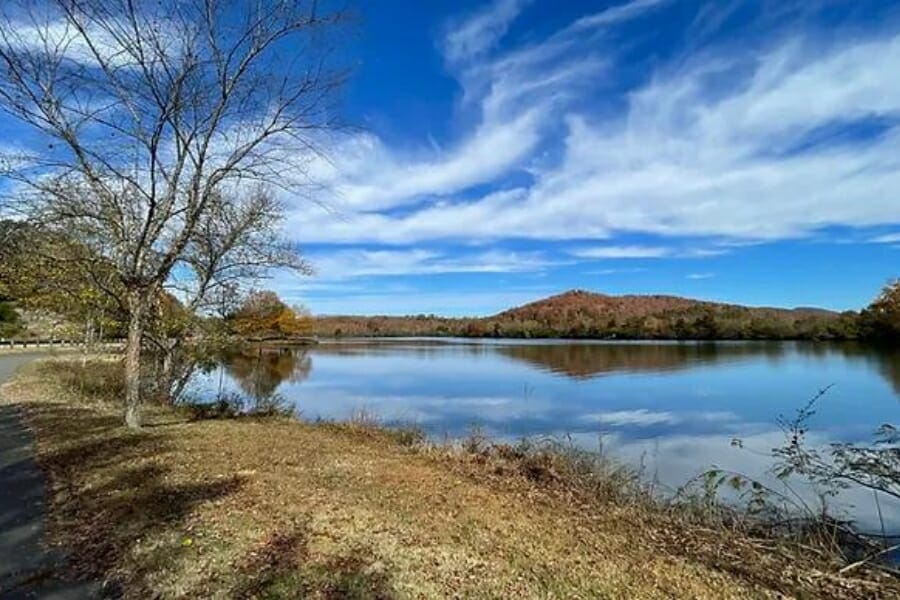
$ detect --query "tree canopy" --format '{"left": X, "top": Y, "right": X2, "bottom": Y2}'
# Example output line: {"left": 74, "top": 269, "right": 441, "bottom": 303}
{"left": 230, "top": 291, "right": 313, "bottom": 340}
{"left": 861, "top": 280, "right": 900, "bottom": 342}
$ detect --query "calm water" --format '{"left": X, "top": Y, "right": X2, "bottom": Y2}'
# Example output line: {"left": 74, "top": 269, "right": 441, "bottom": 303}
{"left": 191, "top": 339, "right": 900, "bottom": 531}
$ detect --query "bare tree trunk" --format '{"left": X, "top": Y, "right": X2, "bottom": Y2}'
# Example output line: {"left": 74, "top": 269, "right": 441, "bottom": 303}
{"left": 160, "top": 340, "right": 180, "bottom": 403}
{"left": 124, "top": 290, "right": 146, "bottom": 429}
{"left": 168, "top": 357, "right": 196, "bottom": 405}
{"left": 161, "top": 345, "right": 173, "bottom": 394}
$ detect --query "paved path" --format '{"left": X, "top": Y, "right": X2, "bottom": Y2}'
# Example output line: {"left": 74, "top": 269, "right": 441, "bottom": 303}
{"left": 0, "top": 355, "right": 101, "bottom": 599}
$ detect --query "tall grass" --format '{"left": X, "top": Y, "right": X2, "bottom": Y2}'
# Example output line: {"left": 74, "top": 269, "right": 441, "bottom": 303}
{"left": 41, "top": 358, "right": 125, "bottom": 403}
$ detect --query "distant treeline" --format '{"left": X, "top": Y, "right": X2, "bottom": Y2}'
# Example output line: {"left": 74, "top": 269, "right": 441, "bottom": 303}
{"left": 314, "top": 312, "right": 860, "bottom": 341}
{"left": 3, "top": 217, "right": 897, "bottom": 345}
{"left": 315, "top": 287, "right": 899, "bottom": 343}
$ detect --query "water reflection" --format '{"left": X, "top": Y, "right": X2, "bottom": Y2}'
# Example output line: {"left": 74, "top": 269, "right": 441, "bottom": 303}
{"left": 494, "top": 341, "right": 785, "bottom": 378}
{"left": 221, "top": 347, "right": 312, "bottom": 401}
{"left": 194, "top": 339, "right": 899, "bottom": 529}
{"left": 209, "top": 341, "right": 900, "bottom": 418}
{"left": 823, "top": 343, "right": 900, "bottom": 397}
{"left": 305, "top": 340, "right": 900, "bottom": 393}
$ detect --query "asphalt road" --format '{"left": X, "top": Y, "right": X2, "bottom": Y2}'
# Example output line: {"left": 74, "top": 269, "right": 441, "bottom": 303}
{"left": 0, "top": 354, "right": 102, "bottom": 599}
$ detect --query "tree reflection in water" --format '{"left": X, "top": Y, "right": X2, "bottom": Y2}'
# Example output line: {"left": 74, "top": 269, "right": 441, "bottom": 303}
{"left": 494, "top": 342, "right": 784, "bottom": 379}
{"left": 221, "top": 347, "right": 312, "bottom": 408}
{"left": 209, "top": 341, "right": 900, "bottom": 416}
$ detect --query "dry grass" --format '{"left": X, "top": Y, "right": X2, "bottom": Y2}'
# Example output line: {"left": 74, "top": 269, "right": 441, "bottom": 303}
{"left": 2, "top": 358, "right": 898, "bottom": 599}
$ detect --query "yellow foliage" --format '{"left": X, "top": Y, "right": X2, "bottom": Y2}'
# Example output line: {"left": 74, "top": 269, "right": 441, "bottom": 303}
{"left": 231, "top": 291, "right": 313, "bottom": 339}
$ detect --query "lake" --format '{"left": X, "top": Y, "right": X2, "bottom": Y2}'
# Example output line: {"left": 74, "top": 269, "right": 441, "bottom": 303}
{"left": 190, "top": 339, "right": 900, "bottom": 531}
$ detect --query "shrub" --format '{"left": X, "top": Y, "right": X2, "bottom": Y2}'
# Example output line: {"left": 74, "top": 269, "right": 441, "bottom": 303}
{"left": 42, "top": 358, "right": 126, "bottom": 403}
{"left": 0, "top": 301, "right": 22, "bottom": 337}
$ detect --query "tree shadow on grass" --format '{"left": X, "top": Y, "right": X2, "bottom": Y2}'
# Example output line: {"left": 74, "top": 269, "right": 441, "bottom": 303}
{"left": 229, "top": 522, "right": 395, "bottom": 600}
{"left": 26, "top": 402, "right": 245, "bottom": 595}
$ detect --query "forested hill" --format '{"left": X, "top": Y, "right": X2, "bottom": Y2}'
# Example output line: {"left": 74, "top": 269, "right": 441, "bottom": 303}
{"left": 497, "top": 290, "right": 834, "bottom": 322}
{"left": 314, "top": 289, "right": 862, "bottom": 340}
{"left": 492, "top": 290, "right": 840, "bottom": 330}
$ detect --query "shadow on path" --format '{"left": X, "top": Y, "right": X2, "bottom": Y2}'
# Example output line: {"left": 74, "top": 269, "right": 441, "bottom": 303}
{"left": 1, "top": 355, "right": 249, "bottom": 597}
{"left": 0, "top": 354, "right": 101, "bottom": 599}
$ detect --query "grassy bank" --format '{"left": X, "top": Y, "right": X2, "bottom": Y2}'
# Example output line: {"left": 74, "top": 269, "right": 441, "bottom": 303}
{"left": 1, "top": 358, "right": 897, "bottom": 599}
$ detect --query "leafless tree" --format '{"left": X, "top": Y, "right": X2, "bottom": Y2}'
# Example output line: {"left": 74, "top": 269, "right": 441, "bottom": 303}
{"left": 0, "top": 0, "right": 348, "bottom": 427}
{"left": 148, "top": 186, "right": 311, "bottom": 402}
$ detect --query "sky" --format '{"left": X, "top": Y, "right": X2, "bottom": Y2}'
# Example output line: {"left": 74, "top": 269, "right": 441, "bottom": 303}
{"left": 274, "top": 0, "right": 900, "bottom": 316}
{"left": 3, "top": 0, "right": 900, "bottom": 316}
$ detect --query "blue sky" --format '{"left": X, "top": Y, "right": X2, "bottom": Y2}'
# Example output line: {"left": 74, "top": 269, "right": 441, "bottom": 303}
{"left": 3, "top": 0, "right": 900, "bottom": 316}
{"left": 274, "top": 0, "right": 900, "bottom": 315}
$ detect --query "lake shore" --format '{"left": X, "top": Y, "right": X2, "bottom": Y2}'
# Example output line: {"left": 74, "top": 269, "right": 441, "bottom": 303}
{"left": 1, "top": 357, "right": 897, "bottom": 599}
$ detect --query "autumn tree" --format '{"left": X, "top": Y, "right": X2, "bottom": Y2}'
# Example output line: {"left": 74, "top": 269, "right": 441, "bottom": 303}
{"left": 861, "top": 279, "right": 900, "bottom": 343}
{"left": 0, "top": 0, "right": 346, "bottom": 427}
{"left": 0, "top": 222, "right": 126, "bottom": 340}
{"left": 230, "top": 290, "right": 313, "bottom": 340}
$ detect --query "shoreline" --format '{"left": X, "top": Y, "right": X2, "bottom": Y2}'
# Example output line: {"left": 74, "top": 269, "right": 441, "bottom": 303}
{"left": 1, "top": 356, "right": 897, "bottom": 598}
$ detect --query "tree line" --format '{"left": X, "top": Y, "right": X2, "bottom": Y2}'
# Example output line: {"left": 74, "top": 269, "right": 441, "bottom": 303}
{"left": 314, "top": 281, "right": 900, "bottom": 343}
{"left": 0, "top": 226, "right": 313, "bottom": 343}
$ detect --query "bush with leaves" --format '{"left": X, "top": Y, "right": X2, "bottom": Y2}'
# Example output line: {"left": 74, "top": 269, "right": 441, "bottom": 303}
{"left": 861, "top": 280, "right": 900, "bottom": 343}
{"left": 0, "top": 300, "right": 22, "bottom": 338}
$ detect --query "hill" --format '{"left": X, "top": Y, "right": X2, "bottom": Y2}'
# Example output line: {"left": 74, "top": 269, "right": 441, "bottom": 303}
{"left": 497, "top": 290, "right": 714, "bottom": 321}
{"left": 497, "top": 289, "right": 832, "bottom": 321}
{"left": 314, "top": 289, "right": 860, "bottom": 341}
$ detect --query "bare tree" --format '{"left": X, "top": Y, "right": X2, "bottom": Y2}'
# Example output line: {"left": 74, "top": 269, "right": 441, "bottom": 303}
{"left": 148, "top": 186, "right": 310, "bottom": 402}
{"left": 0, "top": 0, "right": 347, "bottom": 427}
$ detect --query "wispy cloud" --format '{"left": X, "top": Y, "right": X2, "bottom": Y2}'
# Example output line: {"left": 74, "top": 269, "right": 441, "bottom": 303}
{"left": 313, "top": 116, "right": 543, "bottom": 212}
{"left": 572, "top": 0, "right": 670, "bottom": 29}
{"left": 291, "top": 288, "right": 555, "bottom": 316}
{"left": 570, "top": 245, "right": 673, "bottom": 259}
{"left": 581, "top": 409, "right": 678, "bottom": 427}
{"left": 7, "top": 1, "right": 896, "bottom": 300}
{"left": 686, "top": 272, "right": 716, "bottom": 280}
{"left": 442, "top": 0, "right": 531, "bottom": 64}
{"left": 870, "top": 233, "right": 900, "bottom": 244}
{"left": 1, "top": 14, "right": 180, "bottom": 69}
{"left": 569, "top": 245, "right": 728, "bottom": 260}
{"left": 306, "top": 247, "right": 564, "bottom": 280}
{"left": 286, "top": 4, "right": 900, "bottom": 246}
{"left": 588, "top": 267, "right": 649, "bottom": 276}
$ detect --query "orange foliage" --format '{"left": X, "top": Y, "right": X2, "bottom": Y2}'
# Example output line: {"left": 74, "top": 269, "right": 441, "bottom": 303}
{"left": 231, "top": 291, "right": 313, "bottom": 339}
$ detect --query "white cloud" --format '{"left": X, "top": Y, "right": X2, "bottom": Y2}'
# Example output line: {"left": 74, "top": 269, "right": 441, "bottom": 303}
{"left": 286, "top": 9, "right": 900, "bottom": 246}
{"left": 570, "top": 245, "right": 673, "bottom": 259}
{"left": 284, "top": 0, "right": 620, "bottom": 222}
{"left": 686, "top": 272, "right": 715, "bottom": 280}
{"left": 442, "top": 0, "right": 530, "bottom": 64}
{"left": 572, "top": 0, "right": 670, "bottom": 30}
{"left": 304, "top": 247, "right": 564, "bottom": 280}
{"left": 570, "top": 245, "right": 729, "bottom": 260}
{"left": 1, "top": 12, "right": 181, "bottom": 70}
{"left": 321, "top": 113, "right": 544, "bottom": 211}
{"left": 582, "top": 409, "right": 678, "bottom": 427}
{"left": 870, "top": 233, "right": 900, "bottom": 244}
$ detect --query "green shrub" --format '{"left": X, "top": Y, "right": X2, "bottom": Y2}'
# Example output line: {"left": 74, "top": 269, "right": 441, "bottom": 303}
{"left": 0, "top": 301, "right": 22, "bottom": 337}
